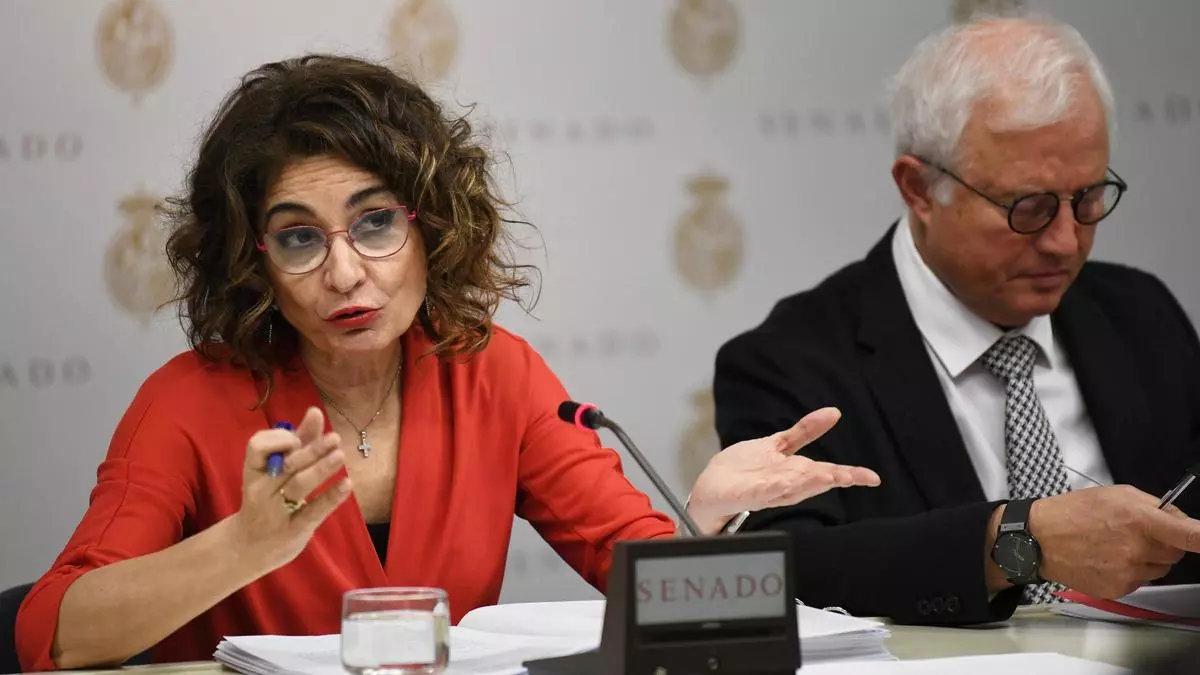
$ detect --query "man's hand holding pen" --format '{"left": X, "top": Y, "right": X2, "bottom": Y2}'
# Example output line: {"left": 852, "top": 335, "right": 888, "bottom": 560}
{"left": 984, "top": 483, "right": 1200, "bottom": 599}
{"left": 1028, "top": 485, "right": 1200, "bottom": 599}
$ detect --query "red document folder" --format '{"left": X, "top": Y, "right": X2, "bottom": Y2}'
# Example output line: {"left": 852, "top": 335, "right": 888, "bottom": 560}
{"left": 1057, "top": 588, "right": 1200, "bottom": 629}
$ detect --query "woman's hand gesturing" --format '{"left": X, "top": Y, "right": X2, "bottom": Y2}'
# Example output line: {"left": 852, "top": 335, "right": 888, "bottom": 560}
{"left": 232, "top": 406, "right": 353, "bottom": 571}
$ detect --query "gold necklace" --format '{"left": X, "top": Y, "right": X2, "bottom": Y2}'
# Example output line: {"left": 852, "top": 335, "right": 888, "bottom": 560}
{"left": 314, "top": 361, "right": 402, "bottom": 458}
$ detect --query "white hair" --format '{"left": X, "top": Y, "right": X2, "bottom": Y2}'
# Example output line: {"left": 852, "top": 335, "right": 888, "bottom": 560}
{"left": 889, "top": 13, "right": 1116, "bottom": 202}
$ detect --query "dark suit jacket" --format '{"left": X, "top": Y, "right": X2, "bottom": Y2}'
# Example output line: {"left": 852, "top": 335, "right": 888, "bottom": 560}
{"left": 714, "top": 227, "right": 1200, "bottom": 625}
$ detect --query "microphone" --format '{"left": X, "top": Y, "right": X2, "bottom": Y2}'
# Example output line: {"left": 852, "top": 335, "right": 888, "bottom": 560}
{"left": 558, "top": 401, "right": 702, "bottom": 537}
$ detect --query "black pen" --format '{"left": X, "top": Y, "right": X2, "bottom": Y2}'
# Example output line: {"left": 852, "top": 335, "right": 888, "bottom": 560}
{"left": 1157, "top": 462, "right": 1200, "bottom": 510}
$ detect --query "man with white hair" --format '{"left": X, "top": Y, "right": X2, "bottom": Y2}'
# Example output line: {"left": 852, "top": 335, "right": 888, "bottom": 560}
{"left": 714, "top": 14, "right": 1200, "bottom": 624}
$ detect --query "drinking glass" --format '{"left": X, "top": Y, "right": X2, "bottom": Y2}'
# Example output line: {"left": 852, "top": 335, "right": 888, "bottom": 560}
{"left": 341, "top": 587, "right": 450, "bottom": 674}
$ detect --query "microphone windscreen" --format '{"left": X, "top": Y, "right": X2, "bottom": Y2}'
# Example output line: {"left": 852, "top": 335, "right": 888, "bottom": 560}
{"left": 557, "top": 401, "right": 582, "bottom": 424}
{"left": 557, "top": 400, "right": 601, "bottom": 429}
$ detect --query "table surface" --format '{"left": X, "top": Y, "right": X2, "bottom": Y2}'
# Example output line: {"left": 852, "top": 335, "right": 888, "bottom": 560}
{"left": 883, "top": 606, "right": 1197, "bottom": 668}
{"left": 61, "top": 607, "right": 1200, "bottom": 673}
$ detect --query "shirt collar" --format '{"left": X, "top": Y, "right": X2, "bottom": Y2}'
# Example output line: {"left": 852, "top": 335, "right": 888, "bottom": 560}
{"left": 891, "top": 216, "right": 1055, "bottom": 378}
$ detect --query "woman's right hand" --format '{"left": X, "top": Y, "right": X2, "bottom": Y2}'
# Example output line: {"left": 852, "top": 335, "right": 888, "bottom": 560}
{"left": 232, "top": 406, "right": 352, "bottom": 571}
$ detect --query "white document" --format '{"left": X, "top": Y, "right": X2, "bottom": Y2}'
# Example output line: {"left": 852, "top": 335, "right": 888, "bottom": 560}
{"left": 214, "top": 629, "right": 595, "bottom": 675}
{"left": 456, "top": 600, "right": 603, "bottom": 640}
{"left": 215, "top": 635, "right": 343, "bottom": 675}
{"left": 1114, "top": 583, "right": 1200, "bottom": 617}
{"left": 458, "top": 599, "right": 894, "bottom": 663}
{"left": 213, "top": 599, "right": 895, "bottom": 674}
{"left": 439, "top": 628, "right": 595, "bottom": 675}
{"left": 212, "top": 620, "right": 1126, "bottom": 675}
{"left": 1052, "top": 583, "right": 1200, "bottom": 632}
{"left": 800, "top": 652, "right": 1131, "bottom": 675}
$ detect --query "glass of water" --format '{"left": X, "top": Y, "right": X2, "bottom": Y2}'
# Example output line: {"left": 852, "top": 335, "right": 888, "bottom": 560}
{"left": 341, "top": 587, "right": 450, "bottom": 675}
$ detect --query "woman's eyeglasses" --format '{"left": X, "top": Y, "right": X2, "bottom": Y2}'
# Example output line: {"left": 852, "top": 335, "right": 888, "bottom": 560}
{"left": 257, "top": 206, "right": 416, "bottom": 275}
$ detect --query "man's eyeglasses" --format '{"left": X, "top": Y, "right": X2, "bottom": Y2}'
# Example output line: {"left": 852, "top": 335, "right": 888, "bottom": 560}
{"left": 914, "top": 157, "right": 1128, "bottom": 235}
{"left": 257, "top": 206, "right": 416, "bottom": 275}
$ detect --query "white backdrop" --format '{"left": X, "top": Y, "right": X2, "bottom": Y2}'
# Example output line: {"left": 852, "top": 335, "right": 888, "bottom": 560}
{"left": 1, "top": 0, "right": 1198, "bottom": 604}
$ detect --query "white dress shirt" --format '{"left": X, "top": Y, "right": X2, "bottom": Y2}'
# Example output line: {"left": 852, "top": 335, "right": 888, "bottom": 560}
{"left": 891, "top": 217, "right": 1113, "bottom": 500}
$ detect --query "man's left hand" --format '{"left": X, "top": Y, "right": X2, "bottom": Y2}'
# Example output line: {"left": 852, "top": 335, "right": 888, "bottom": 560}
{"left": 687, "top": 407, "right": 881, "bottom": 535}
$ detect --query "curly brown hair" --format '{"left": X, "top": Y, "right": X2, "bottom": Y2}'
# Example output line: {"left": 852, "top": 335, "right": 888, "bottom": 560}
{"left": 165, "top": 54, "right": 533, "bottom": 388}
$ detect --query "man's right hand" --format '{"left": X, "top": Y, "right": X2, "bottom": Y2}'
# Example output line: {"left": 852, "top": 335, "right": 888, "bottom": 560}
{"left": 1026, "top": 485, "right": 1200, "bottom": 598}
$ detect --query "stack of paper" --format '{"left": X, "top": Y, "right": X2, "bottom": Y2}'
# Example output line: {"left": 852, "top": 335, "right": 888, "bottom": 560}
{"left": 214, "top": 636, "right": 1126, "bottom": 675}
{"left": 457, "top": 599, "right": 894, "bottom": 664}
{"left": 795, "top": 603, "right": 894, "bottom": 663}
{"left": 215, "top": 634, "right": 342, "bottom": 675}
{"left": 214, "top": 599, "right": 892, "bottom": 674}
{"left": 1052, "top": 583, "right": 1200, "bottom": 632}
{"left": 215, "top": 629, "right": 595, "bottom": 675}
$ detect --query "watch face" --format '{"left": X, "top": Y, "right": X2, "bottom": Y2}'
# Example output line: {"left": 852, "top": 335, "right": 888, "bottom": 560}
{"left": 995, "top": 533, "right": 1040, "bottom": 579}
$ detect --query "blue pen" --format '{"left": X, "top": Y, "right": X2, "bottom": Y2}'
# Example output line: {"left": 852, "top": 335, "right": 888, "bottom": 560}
{"left": 267, "top": 421, "right": 295, "bottom": 477}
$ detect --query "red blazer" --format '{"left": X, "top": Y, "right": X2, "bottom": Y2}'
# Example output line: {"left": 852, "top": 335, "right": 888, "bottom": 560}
{"left": 17, "top": 326, "right": 675, "bottom": 670}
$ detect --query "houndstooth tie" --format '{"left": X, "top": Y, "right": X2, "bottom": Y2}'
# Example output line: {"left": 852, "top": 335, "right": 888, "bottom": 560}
{"left": 981, "top": 335, "right": 1070, "bottom": 604}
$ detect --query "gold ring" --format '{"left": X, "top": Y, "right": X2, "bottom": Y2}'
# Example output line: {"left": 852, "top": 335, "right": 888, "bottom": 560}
{"left": 280, "top": 491, "right": 307, "bottom": 514}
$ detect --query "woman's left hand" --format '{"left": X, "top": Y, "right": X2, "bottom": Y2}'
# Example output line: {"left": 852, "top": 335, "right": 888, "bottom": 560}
{"left": 686, "top": 407, "right": 881, "bottom": 535}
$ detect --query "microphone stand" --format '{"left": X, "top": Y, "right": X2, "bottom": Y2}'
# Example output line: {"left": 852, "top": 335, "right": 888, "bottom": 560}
{"left": 594, "top": 413, "right": 702, "bottom": 537}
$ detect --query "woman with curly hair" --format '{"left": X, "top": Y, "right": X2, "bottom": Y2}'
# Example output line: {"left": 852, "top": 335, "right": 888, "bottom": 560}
{"left": 16, "top": 55, "right": 878, "bottom": 670}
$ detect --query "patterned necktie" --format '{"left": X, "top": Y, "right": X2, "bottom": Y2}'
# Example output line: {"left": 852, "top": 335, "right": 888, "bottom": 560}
{"left": 980, "top": 334, "right": 1070, "bottom": 604}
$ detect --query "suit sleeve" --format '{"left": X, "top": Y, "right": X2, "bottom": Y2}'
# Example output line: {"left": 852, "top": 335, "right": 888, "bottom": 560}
{"left": 1145, "top": 273, "right": 1200, "bottom": 582}
{"left": 512, "top": 344, "right": 676, "bottom": 592}
{"left": 1154, "top": 275, "right": 1200, "bottom": 484}
{"left": 714, "top": 332, "right": 1020, "bottom": 625}
{"left": 16, "top": 381, "right": 199, "bottom": 671}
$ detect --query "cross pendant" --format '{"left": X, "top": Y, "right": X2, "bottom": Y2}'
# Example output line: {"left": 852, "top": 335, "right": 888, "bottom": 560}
{"left": 357, "top": 430, "right": 371, "bottom": 458}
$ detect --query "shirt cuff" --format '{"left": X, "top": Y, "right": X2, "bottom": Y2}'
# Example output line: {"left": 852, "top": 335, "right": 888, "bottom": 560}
{"left": 682, "top": 494, "right": 751, "bottom": 535}
{"left": 722, "top": 511, "right": 751, "bottom": 533}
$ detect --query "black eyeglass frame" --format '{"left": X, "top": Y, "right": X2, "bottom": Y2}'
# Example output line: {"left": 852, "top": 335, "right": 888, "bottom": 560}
{"left": 913, "top": 156, "right": 1128, "bottom": 235}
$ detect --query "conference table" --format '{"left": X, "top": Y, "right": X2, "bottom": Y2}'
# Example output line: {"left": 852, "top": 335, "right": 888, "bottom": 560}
{"left": 884, "top": 606, "right": 1194, "bottom": 668}
{"left": 56, "top": 606, "right": 1199, "bottom": 674}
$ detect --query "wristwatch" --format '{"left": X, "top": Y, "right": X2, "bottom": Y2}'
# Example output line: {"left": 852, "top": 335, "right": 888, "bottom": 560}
{"left": 722, "top": 510, "right": 751, "bottom": 534}
{"left": 681, "top": 493, "right": 749, "bottom": 535}
{"left": 990, "top": 498, "right": 1043, "bottom": 586}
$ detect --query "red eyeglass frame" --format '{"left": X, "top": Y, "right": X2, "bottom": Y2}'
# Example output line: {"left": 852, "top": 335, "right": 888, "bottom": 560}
{"left": 255, "top": 206, "right": 418, "bottom": 272}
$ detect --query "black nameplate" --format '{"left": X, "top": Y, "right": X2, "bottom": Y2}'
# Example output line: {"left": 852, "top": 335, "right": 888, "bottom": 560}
{"left": 525, "top": 531, "right": 799, "bottom": 674}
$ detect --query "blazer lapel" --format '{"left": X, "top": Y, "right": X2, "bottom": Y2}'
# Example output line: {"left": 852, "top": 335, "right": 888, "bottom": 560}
{"left": 856, "top": 225, "right": 987, "bottom": 508}
{"left": 1053, "top": 279, "right": 1160, "bottom": 490}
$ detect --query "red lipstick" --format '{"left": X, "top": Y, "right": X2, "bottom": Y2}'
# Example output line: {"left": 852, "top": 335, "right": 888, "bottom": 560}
{"left": 326, "top": 306, "right": 380, "bottom": 329}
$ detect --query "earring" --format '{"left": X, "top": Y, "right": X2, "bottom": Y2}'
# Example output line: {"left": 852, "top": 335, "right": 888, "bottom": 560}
{"left": 425, "top": 296, "right": 433, "bottom": 318}
{"left": 266, "top": 303, "right": 278, "bottom": 345}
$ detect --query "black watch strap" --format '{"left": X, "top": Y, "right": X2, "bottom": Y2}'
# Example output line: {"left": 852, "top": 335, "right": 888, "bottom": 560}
{"left": 999, "top": 498, "right": 1034, "bottom": 533}
{"left": 993, "top": 498, "right": 1043, "bottom": 586}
